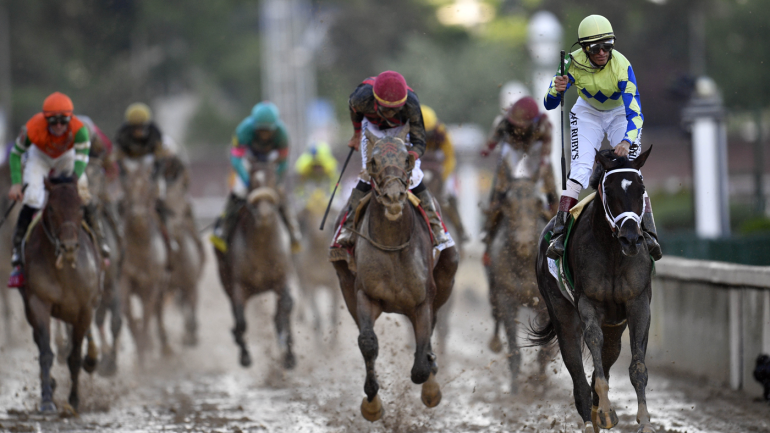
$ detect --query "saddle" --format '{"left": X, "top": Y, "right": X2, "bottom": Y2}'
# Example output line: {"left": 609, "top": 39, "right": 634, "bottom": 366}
{"left": 328, "top": 190, "right": 430, "bottom": 272}
{"left": 546, "top": 192, "right": 595, "bottom": 305}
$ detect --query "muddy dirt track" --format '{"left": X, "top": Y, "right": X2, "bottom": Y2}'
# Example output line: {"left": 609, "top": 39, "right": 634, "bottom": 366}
{"left": 0, "top": 241, "right": 768, "bottom": 433}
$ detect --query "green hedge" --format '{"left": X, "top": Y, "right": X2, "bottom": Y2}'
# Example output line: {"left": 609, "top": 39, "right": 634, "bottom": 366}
{"left": 661, "top": 232, "right": 770, "bottom": 266}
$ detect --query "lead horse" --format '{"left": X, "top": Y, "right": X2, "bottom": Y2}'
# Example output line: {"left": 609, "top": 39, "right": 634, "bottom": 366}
{"left": 331, "top": 130, "right": 459, "bottom": 422}
{"left": 22, "top": 175, "right": 100, "bottom": 413}
{"left": 530, "top": 148, "right": 655, "bottom": 433}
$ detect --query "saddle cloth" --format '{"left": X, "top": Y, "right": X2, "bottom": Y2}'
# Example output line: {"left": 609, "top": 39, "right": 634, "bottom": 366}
{"left": 546, "top": 192, "right": 595, "bottom": 305}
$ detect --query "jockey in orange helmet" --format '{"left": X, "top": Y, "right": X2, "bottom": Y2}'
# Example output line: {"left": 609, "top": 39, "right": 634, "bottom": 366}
{"left": 6, "top": 92, "right": 108, "bottom": 288}
{"left": 333, "top": 71, "right": 453, "bottom": 250}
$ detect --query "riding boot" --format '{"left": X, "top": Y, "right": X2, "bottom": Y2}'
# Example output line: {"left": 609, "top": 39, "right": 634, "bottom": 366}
{"left": 642, "top": 212, "right": 663, "bottom": 261}
{"left": 83, "top": 204, "right": 110, "bottom": 258}
{"left": 8, "top": 205, "right": 36, "bottom": 288}
{"left": 335, "top": 187, "right": 368, "bottom": 247}
{"left": 445, "top": 195, "right": 469, "bottom": 243}
{"left": 211, "top": 194, "right": 245, "bottom": 252}
{"left": 415, "top": 187, "right": 451, "bottom": 247}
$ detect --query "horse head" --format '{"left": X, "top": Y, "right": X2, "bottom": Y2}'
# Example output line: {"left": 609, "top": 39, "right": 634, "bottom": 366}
{"left": 161, "top": 157, "right": 190, "bottom": 231}
{"left": 245, "top": 160, "right": 280, "bottom": 226}
{"left": 365, "top": 128, "right": 414, "bottom": 222}
{"left": 44, "top": 175, "right": 82, "bottom": 266}
{"left": 119, "top": 159, "right": 158, "bottom": 233}
{"left": 505, "top": 178, "right": 540, "bottom": 258}
{"left": 593, "top": 146, "right": 652, "bottom": 257}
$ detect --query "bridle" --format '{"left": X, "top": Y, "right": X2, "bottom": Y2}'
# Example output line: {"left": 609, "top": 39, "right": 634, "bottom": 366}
{"left": 41, "top": 199, "right": 79, "bottom": 261}
{"left": 599, "top": 168, "right": 644, "bottom": 236}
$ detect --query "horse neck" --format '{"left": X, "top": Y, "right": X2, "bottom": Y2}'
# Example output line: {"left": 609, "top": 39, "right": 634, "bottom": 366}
{"left": 366, "top": 194, "right": 413, "bottom": 246}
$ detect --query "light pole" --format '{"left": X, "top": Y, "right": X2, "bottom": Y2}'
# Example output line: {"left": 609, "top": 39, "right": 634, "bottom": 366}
{"left": 527, "top": 11, "right": 563, "bottom": 195}
{"left": 682, "top": 76, "right": 730, "bottom": 238}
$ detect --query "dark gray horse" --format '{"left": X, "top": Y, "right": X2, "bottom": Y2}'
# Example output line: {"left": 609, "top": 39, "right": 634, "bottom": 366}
{"left": 530, "top": 147, "right": 655, "bottom": 433}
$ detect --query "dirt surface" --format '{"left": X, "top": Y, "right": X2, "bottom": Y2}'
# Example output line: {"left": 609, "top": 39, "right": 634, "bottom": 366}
{"left": 0, "top": 242, "right": 768, "bottom": 433}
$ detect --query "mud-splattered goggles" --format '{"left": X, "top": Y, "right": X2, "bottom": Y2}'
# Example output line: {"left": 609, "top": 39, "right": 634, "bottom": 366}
{"left": 586, "top": 39, "right": 614, "bottom": 54}
{"left": 46, "top": 115, "right": 71, "bottom": 126}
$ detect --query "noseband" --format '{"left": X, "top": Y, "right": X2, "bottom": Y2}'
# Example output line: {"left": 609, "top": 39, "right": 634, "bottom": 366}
{"left": 369, "top": 164, "right": 409, "bottom": 202}
{"left": 599, "top": 168, "right": 644, "bottom": 236}
{"left": 42, "top": 208, "right": 78, "bottom": 258}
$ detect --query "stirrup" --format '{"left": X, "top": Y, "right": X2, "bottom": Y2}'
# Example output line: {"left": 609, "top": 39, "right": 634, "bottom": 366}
{"left": 336, "top": 227, "right": 355, "bottom": 247}
{"left": 8, "top": 265, "right": 25, "bottom": 289}
{"left": 546, "top": 235, "right": 565, "bottom": 260}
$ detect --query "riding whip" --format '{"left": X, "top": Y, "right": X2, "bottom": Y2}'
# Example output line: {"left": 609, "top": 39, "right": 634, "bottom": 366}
{"left": 319, "top": 147, "right": 355, "bottom": 231}
{"left": 0, "top": 184, "right": 27, "bottom": 229}
{"left": 559, "top": 49, "right": 567, "bottom": 191}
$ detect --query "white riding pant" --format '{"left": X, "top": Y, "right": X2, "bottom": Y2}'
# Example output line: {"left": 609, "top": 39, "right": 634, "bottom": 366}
{"left": 359, "top": 118, "right": 423, "bottom": 189}
{"left": 22, "top": 146, "right": 88, "bottom": 209}
{"left": 568, "top": 97, "right": 641, "bottom": 190}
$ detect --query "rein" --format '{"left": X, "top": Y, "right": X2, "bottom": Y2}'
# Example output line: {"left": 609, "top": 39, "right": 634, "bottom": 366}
{"left": 41, "top": 208, "right": 78, "bottom": 258}
{"left": 599, "top": 168, "right": 644, "bottom": 235}
{"left": 361, "top": 162, "right": 413, "bottom": 252}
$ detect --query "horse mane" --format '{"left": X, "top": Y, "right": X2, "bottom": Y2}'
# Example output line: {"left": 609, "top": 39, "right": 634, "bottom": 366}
{"left": 588, "top": 150, "right": 629, "bottom": 190}
{"left": 47, "top": 174, "right": 77, "bottom": 185}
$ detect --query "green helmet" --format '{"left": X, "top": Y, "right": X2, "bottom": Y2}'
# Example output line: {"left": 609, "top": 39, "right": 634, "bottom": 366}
{"left": 578, "top": 15, "right": 614, "bottom": 44}
{"left": 251, "top": 101, "right": 280, "bottom": 131}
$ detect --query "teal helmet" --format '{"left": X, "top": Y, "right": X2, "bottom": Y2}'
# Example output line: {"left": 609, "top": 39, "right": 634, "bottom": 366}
{"left": 251, "top": 101, "right": 280, "bottom": 131}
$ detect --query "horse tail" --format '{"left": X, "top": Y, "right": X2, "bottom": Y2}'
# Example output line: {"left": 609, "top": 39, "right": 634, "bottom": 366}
{"left": 526, "top": 312, "right": 557, "bottom": 348}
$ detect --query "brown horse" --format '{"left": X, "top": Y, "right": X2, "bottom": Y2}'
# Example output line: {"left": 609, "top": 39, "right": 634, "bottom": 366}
{"left": 162, "top": 156, "right": 204, "bottom": 346}
{"left": 85, "top": 157, "right": 124, "bottom": 376}
{"left": 119, "top": 158, "right": 170, "bottom": 365}
{"left": 215, "top": 160, "right": 295, "bottom": 369}
{"left": 485, "top": 177, "right": 554, "bottom": 392}
{"left": 22, "top": 175, "right": 100, "bottom": 413}
{"left": 294, "top": 186, "right": 341, "bottom": 342}
{"left": 331, "top": 130, "right": 459, "bottom": 422}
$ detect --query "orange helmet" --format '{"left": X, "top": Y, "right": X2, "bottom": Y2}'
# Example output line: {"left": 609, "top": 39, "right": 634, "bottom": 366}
{"left": 42, "top": 92, "right": 74, "bottom": 116}
{"left": 373, "top": 71, "right": 408, "bottom": 108}
{"left": 506, "top": 96, "right": 539, "bottom": 128}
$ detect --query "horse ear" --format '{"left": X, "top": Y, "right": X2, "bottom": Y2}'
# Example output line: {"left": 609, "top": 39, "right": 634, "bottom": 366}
{"left": 631, "top": 144, "right": 653, "bottom": 170}
{"left": 594, "top": 149, "right": 613, "bottom": 170}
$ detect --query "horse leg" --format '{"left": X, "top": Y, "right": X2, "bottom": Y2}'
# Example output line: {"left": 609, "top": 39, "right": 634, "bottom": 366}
{"left": 356, "top": 289, "right": 383, "bottom": 422}
{"left": 101, "top": 293, "right": 122, "bottom": 376}
{"left": 578, "top": 298, "right": 618, "bottom": 430}
{"left": 229, "top": 283, "right": 251, "bottom": 367}
{"left": 66, "top": 317, "right": 90, "bottom": 413}
{"left": 122, "top": 279, "right": 143, "bottom": 366}
{"left": 487, "top": 281, "right": 503, "bottom": 353}
{"left": 182, "top": 283, "right": 198, "bottom": 347}
{"left": 500, "top": 292, "right": 522, "bottom": 394}
{"left": 588, "top": 323, "right": 627, "bottom": 432}
{"left": 552, "top": 302, "right": 594, "bottom": 432}
{"left": 25, "top": 296, "right": 56, "bottom": 413}
{"left": 155, "top": 288, "right": 173, "bottom": 357}
{"left": 55, "top": 320, "right": 68, "bottom": 364}
{"left": 82, "top": 327, "right": 99, "bottom": 374}
{"left": 274, "top": 286, "right": 296, "bottom": 370}
{"left": 626, "top": 296, "right": 655, "bottom": 433}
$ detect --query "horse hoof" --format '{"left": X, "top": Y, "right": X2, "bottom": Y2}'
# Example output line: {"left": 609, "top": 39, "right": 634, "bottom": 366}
{"left": 61, "top": 402, "right": 78, "bottom": 418}
{"left": 584, "top": 421, "right": 596, "bottom": 433}
{"left": 240, "top": 351, "right": 252, "bottom": 368}
{"left": 421, "top": 374, "right": 442, "bottom": 408}
{"left": 162, "top": 345, "right": 174, "bottom": 358}
{"left": 637, "top": 425, "right": 656, "bottom": 433}
{"left": 488, "top": 335, "right": 503, "bottom": 353}
{"left": 39, "top": 401, "right": 57, "bottom": 414}
{"left": 97, "top": 356, "right": 117, "bottom": 377}
{"left": 592, "top": 406, "right": 619, "bottom": 430}
{"left": 83, "top": 356, "right": 98, "bottom": 374}
{"left": 283, "top": 352, "right": 296, "bottom": 370}
{"left": 182, "top": 333, "right": 198, "bottom": 347}
{"left": 360, "top": 395, "right": 384, "bottom": 422}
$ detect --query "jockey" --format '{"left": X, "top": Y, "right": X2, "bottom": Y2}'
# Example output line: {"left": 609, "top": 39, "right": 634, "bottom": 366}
{"left": 294, "top": 141, "right": 338, "bottom": 194}
{"left": 335, "top": 70, "right": 452, "bottom": 249}
{"left": 543, "top": 14, "right": 661, "bottom": 261}
{"left": 421, "top": 105, "right": 468, "bottom": 243}
{"left": 210, "top": 101, "right": 303, "bottom": 253}
{"left": 481, "top": 96, "right": 557, "bottom": 244}
{"left": 6, "top": 92, "right": 101, "bottom": 287}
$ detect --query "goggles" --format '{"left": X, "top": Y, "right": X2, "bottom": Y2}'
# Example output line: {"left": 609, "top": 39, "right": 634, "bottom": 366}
{"left": 586, "top": 39, "right": 614, "bottom": 55}
{"left": 46, "top": 115, "right": 71, "bottom": 126}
